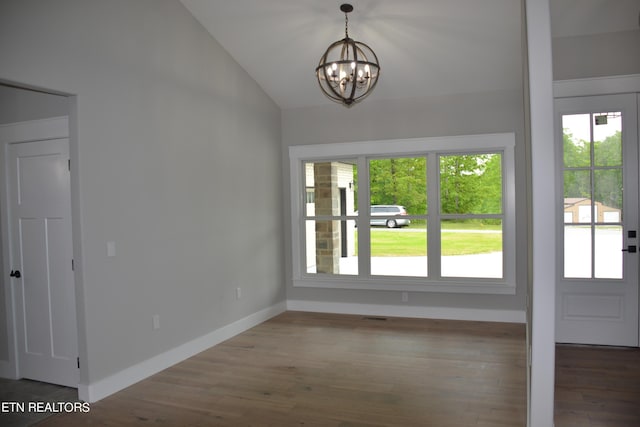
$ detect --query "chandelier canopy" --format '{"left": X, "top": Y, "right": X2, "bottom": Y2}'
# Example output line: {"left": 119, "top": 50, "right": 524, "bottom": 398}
{"left": 315, "top": 4, "right": 380, "bottom": 107}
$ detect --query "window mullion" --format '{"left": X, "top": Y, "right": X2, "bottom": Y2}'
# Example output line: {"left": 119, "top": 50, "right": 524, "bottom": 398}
{"left": 427, "top": 153, "right": 441, "bottom": 279}
{"left": 358, "top": 156, "right": 371, "bottom": 277}
{"left": 589, "top": 113, "right": 596, "bottom": 279}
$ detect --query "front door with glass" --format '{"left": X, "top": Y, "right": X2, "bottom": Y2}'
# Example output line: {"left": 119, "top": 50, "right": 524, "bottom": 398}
{"left": 555, "top": 93, "right": 639, "bottom": 347}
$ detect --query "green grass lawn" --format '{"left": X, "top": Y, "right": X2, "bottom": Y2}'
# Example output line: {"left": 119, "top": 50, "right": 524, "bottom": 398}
{"left": 360, "top": 228, "right": 502, "bottom": 256}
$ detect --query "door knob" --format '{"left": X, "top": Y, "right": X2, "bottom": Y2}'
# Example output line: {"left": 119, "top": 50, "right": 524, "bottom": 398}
{"left": 622, "top": 245, "right": 637, "bottom": 253}
{"left": 9, "top": 270, "right": 21, "bottom": 278}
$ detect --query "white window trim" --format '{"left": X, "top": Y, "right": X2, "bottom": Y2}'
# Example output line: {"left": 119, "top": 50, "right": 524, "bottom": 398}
{"left": 289, "top": 133, "right": 516, "bottom": 294}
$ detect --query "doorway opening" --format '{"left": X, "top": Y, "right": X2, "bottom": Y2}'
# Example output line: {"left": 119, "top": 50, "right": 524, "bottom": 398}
{"left": 0, "top": 82, "right": 81, "bottom": 394}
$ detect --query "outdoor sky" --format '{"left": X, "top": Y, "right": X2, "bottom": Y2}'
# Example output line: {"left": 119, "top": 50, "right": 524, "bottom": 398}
{"left": 562, "top": 112, "right": 622, "bottom": 144}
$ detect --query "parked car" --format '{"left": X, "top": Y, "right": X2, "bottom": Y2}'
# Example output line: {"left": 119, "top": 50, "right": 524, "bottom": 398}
{"left": 369, "top": 205, "right": 411, "bottom": 228}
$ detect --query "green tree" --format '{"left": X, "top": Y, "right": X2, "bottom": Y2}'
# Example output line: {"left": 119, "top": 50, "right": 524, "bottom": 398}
{"left": 475, "top": 154, "right": 502, "bottom": 214}
{"left": 562, "top": 129, "right": 622, "bottom": 210}
{"left": 594, "top": 131, "right": 622, "bottom": 167}
{"left": 440, "top": 154, "right": 498, "bottom": 214}
{"left": 563, "top": 130, "right": 590, "bottom": 168}
{"left": 563, "top": 130, "right": 590, "bottom": 200}
{"left": 369, "top": 157, "right": 426, "bottom": 215}
{"left": 594, "top": 131, "right": 622, "bottom": 209}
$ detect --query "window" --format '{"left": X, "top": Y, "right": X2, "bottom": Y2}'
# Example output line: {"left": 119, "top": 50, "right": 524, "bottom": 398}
{"left": 289, "top": 133, "right": 516, "bottom": 294}
{"left": 561, "top": 112, "right": 623, "bottom": 279}
{"left": 440, "top": 153, "right": 504, "bottom": 279}
{"left": 305, "top": 188, "right": 315, "bottom": 204}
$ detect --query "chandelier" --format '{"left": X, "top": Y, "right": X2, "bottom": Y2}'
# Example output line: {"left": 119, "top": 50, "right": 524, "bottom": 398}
{"left": 315, "top": 4, "right": 380, "bottom": 107}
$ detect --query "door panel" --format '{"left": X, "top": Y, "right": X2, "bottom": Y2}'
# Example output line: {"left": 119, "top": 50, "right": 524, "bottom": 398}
{"left": 8, "top": 137, "right": 78, "bottom": 386}
{"left": 555, "top": 94, "right": 639, "bottom": 347}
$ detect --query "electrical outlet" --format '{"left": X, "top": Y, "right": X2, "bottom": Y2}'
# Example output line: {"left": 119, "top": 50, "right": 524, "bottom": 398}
{"left": 401, "top": 292, "right": 408, "bottom": 303}
{"left": 152, "top": 314, "right": 160, "bottom": 330}
{"left": 236, "top": 287, "right": 242, "bottom": 299}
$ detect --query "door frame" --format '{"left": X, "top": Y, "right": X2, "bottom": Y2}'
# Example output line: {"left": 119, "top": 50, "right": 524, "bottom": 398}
{"left": 0, "top": 115, "right": 82, "bottom": 386}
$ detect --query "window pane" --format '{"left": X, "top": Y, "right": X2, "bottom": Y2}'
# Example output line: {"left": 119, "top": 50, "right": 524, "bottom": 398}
{"left": 563, "top": 170, "right": 591, "bottom": 223}
{"left": 304, "top": 160, "right": 357, "bottom": 217}
{"left": 593, "top": 112, "right": 622, "bottom": 167}
{"left": 369, "top": 157, "right": 427, "bottom": 215}
{"left": 595, "top": 225, "right": 622, "bottom": 279}
{"left": 305, "top": 220, "right": 357, "bottom": 275}
{"left": 440, "top": 219, "right": 502, "bottom": 278}
{"left": 564, "top": 225, "right": 591, "bottom": 278}
{"left": 371, "top": 226, "right": 427, "bottom": 277}
{"left": 594, "top": 169, "right": 622, "bottom": 223}
{"left": 562, "top": 114, "right": 591, "bottom": 168}
{"left": 440, "top": 154, "right": 502, "bottom": 215}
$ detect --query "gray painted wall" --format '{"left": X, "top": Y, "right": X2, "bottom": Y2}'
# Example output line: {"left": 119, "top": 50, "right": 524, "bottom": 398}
{"left": 553, "top": 30, "right": 640, "bottom": 80}
{"left": 281, "top": 88, "right": 528, "bottom": 314}
{"left": 0, "top": 0, "right": 284, "bottom": 386}
{"left": 0, "top": 86, "right": 70, "bottom": 362}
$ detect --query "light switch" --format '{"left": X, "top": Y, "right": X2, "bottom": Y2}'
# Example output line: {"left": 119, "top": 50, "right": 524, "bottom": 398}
{"left": 107, "top": 241, "right": 116, "bottom": 257}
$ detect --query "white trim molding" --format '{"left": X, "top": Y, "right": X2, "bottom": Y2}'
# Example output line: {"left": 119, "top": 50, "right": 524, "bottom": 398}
{"left": 0, "top": 116, "right": 69, "bottom": 143}
{"left": 554, "top": 74, "right": 640, "bottom": 98}
{"left": 526, "top": 0, "right": 557, "bottom": 424}
{"left": 78, "top": 302, "right": 286, "bottom": 403}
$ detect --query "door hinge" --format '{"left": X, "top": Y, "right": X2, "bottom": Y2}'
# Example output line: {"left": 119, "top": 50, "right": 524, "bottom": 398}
{"left": 77, "top": 357, "right": 80, "bottom": 369}
{"left": 71, "top": 259, "right": 75, "bottom": 271}
{"left": 68, "top": 159, "right": 71, "bottom": 171}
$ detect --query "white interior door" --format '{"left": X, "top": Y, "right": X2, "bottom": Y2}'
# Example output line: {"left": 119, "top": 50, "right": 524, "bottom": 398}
{"left": 555, "top": 94, "right": 639, "bottom": 347}
{"left": 3, "top": 119, "right": 78, "bottom": 387}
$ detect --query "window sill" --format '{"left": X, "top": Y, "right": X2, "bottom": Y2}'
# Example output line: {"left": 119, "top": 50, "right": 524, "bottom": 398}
{"left": 292, "top": 276, "right": 516, "bottom": 295}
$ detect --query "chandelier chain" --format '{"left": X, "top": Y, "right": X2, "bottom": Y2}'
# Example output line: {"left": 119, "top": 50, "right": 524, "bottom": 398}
{"left": 345, "top": 12, "right": 349, "bottom": 39}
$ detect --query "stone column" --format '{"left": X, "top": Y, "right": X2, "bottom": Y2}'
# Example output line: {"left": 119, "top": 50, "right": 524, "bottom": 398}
{"left": 314, "top": 162, "right": 340, "bottom": 273}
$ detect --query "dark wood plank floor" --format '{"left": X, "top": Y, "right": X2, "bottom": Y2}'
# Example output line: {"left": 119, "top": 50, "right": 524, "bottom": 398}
{"left": 38, "top": 311, "right": 527, "bottom": 426}
{"left": 554, "top": 344, "right": 640, "bottom": 427}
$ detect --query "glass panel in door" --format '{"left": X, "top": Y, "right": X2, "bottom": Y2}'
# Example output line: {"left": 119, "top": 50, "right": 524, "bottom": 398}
{"left": 561, "top": 111, "right": 623, "bottom": 279}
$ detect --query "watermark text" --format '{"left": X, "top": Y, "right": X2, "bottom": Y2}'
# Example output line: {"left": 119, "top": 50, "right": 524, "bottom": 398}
{"left": 1, "top": 401, "right": 90, "bottom": 413}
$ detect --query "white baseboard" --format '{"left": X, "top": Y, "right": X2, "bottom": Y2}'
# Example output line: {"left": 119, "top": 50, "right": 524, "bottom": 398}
{"left": 78, "top": 301, "right": 286, "bottom": 403}
{"left": 286, "top": 300, "right": 526, "bottom": 323}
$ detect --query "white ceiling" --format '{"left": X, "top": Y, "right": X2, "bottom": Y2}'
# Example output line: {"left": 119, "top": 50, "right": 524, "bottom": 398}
{"left": 180, "top": 0, "right": 639, "bottom": 110}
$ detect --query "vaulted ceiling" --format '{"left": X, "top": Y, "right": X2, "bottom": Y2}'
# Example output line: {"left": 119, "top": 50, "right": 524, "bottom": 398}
{"left": 180, "top": 0, "right": 639, "bottom": 110}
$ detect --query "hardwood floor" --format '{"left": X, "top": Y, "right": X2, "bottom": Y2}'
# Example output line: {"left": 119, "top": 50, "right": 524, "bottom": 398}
{"left": 554, "top": 344, "right": 640, "bottom": 427}
{"left": 38, "top": 311, "right": 527, "bottom": 426}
